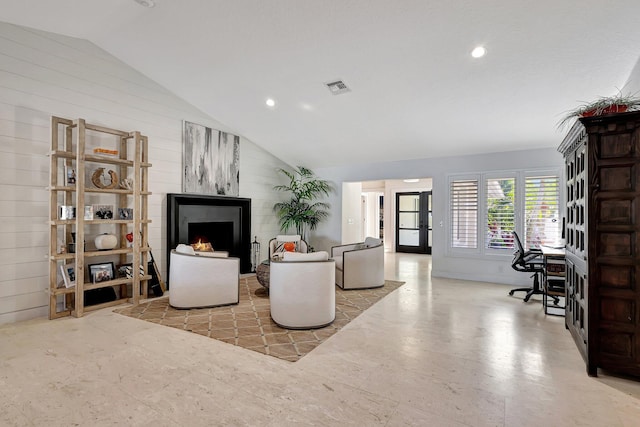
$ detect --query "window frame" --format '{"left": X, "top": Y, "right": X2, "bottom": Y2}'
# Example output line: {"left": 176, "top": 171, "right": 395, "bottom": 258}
{"left": 447, "top": 168, "right": 563, "bottom": 258}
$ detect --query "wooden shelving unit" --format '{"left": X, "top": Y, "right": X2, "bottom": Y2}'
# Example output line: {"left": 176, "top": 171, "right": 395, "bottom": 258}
{"left": 48, "top": 117, "right": 152, "bottom": 319}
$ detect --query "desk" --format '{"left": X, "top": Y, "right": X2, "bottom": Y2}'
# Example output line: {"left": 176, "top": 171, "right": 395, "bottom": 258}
{"left": 540, "top": 245, "right": 566, "bottom": 316}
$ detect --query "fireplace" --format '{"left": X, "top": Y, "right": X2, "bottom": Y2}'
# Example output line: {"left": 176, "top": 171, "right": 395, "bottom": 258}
{"left": 166, "top": 194, "right": 252, "bottom": 280}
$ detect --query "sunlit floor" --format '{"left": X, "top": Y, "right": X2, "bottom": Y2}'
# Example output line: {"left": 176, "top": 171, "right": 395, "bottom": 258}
{"left": 2, "top": 253, "right": 640, "bottom": 426}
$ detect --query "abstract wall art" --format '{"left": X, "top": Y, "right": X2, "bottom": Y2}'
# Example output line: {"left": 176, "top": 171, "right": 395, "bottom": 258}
{"left": 182, "top": 121, "right": 240, "bottom": 196}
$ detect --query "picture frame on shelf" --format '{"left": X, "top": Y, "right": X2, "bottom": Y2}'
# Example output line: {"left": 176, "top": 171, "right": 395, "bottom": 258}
{"left": 58, "top": 205, "right": 76, "bottom": 220}
{"left": 88, "top": 262, "right": 115, "bottom": 284}
{"left": 92, "top": 204, "right": 114, "bottom": 220}
{"left": 117, "top": 263, "right": 145, "bottom": 279}
{"left": 84, "top": 206, "right": 94, "bottom": 220}
{"left": 64, "top": 164, "right": 76, "bottom": 185}
{"left": 117, "top": 207, "right": 133, "bottom": 220}
{"left": 60, "top": 263, "right": 76, "bottom": 288}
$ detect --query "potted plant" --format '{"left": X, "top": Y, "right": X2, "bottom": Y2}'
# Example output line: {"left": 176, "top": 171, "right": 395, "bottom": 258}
{"left": 273, "top": 166, "right": 332, "bottom": 243}
{"left": 559, "top": 93, "right": 640, "bottom": 128}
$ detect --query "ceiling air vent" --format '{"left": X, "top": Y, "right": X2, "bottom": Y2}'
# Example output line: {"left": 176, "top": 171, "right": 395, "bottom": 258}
{"left": 325, "top": 80, "right": 351, "bottom": 95}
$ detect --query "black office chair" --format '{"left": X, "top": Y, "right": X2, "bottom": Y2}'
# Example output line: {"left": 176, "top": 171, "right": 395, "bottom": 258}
{"left": 509, "top": 231, "right": 545, "bottom": 302}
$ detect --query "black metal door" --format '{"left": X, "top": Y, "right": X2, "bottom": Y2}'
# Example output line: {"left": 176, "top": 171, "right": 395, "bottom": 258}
{"left": 395, "top": 191, "right": 432, "bottom": 254}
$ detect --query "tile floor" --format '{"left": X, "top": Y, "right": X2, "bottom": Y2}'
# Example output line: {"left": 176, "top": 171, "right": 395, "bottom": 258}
{"left": 1, "top": 253, "right": 640, "bottom": 426}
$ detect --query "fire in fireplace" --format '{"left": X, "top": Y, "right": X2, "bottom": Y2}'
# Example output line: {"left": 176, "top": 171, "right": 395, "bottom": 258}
{"left": 167, "top": 194, "right": 252, "bottom": 280}
{"left": 188, "top": 221, "right": 233, "bottom": 252}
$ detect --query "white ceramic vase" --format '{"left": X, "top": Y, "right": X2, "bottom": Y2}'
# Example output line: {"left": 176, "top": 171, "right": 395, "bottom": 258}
{"left": 94, "top": 233, "right": 118, "bottom": 250}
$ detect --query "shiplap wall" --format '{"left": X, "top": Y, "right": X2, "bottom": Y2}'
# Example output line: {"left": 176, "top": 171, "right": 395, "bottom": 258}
{"left": 0, "top": 22, "right": 288, "bottom": 324}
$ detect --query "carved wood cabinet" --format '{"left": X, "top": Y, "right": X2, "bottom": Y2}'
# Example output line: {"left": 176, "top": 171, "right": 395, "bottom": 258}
{"left": 559, "top": 111, "right": 640, "bottom": 377}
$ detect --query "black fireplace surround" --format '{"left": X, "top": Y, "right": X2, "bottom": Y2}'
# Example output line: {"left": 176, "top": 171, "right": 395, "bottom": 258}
{"left": 166, "top": 194, "right": 252, "bottom": 281}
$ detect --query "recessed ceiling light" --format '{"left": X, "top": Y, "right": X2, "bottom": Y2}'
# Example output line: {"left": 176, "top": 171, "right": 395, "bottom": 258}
{"left": 265, "top": 98, "right": 276, "bottom": 108}
{"left": 403, "top": 179, "right": 420, "bottom": 183}
{"left": 471, "top": 46, "right": 487, "bottom": 58}
{"left": 134, "top": 0, "right": 155, "bottom": 7}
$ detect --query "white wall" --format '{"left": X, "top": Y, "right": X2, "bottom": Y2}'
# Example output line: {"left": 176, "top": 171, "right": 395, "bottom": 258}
{"left": 622, "top": 56, "right": 640, "bottom": 94}
{"left": 0, "top": 22, "right": 289, "bottom": 324}
{"left": 341, "top": 182, "right": 362, "bottom": 244}
{"left": 315, "top": 148, "right": 564, "bottom": 286}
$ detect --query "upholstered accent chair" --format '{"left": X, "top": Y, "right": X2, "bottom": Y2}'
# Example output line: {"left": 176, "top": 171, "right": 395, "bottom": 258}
{"left": 269, "top": 251, "right": 335, "bottom": 329}
{"left": 331, "top": 237, "right": 385, "bottom": 290}
{"left": 169, "top": 244, "right": 239, "bottom": 309}
{"left": 268, "top": 234, "right": 309, "bottom": 260}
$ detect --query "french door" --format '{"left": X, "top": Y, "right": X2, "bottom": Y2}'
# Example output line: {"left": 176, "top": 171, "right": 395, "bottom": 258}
{"left": 396, "top": 191, "right": 432, "bottom": 254}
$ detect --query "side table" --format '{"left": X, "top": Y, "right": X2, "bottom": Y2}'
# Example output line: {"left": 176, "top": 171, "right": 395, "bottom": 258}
{"left": 256, "top": 260, "right": 270, "bottom": 288}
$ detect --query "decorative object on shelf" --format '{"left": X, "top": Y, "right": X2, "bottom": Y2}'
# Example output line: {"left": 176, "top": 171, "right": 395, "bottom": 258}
{"left": 83, "top": 206, "right": 93, "bottom": 220}
{"left": 182, "top": 120, "right": 240, "bottom": 196}
{"left": 94, "top": 233, "right": 118, "bottom": 250}
{"left": 273, "top": 166, "right": 332, "bottom": 242}
{"left": 117, "top": 207, "right": 133, "bottom": 220}
{"left": 60, "top": 263, "right": 76, "bottom": 288}
{"left": 88, "top": 262, "right": 115, "bottom": 284}
{"left": 58, "top": 205, "right": 76, "bottom": 220}
{"left": 92, "top": 204, "right": 114, "bottom": 219}
{"left": 558, "top": 92, "right": 640, "bottom": 128}
{"left": 126, "top": 232, "right": 134, "bottom": 243}
{"left": 93, "top": 147, "right": 118, "bottom": 156}
{"left": 91, "top": 167, "right": 118, "bottom": 189}
{"left": 117, "top": 263, "right": 145, "bottom": 279}
{"left": 119, "top": 177, "right": 133, "bottom": 190}
{"left": 67, "top": 232, "right": 85, "bottom": 253}
{"left": 64, "top": 164, "right": 76, "bottom": 185}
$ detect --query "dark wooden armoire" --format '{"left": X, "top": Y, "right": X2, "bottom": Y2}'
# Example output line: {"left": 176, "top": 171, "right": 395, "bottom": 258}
{"left": 559, "top": 110, "right": 640, "bottom": 377}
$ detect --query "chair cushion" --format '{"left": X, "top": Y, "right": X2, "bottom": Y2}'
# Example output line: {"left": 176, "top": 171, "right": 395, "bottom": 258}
{"left": 274, "top": 240, "right": 299, "bottom": 255}
{"left": 364, "top": 237, "right": 382, "bottom": 247}
{"left": 196, "top": 251, "right": 229, "bottom": 258}
{"left": 333, "top": 254, "right": 344, "bottom": 270}
{"left": 282, "top": 251, "right": 329, "bottom": 262}
{"left": 175, "top": 244, "right": 195, "bottom": 255}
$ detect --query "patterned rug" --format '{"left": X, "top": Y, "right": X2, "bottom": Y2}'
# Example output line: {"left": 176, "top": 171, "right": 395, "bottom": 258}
{"left": 114, "top": 276, "right": 404, "bottom": 362}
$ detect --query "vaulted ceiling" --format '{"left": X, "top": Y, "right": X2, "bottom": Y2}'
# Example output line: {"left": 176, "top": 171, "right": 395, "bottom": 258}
{"left": 3, "top": 0, "right": 640, "bottom": 168}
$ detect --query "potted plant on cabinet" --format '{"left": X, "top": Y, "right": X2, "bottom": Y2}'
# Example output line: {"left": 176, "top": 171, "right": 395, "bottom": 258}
{"left": 558, "top": 92, "right": 640, "bottom": 129}
{"left": 273, "top": 166, "right": 332, "bottom": 244}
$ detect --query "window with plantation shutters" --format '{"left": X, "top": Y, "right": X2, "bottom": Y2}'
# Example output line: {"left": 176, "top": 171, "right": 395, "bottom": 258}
{"left": 449, "top": 170, "right": 562, "bottom": 255}
{"left": 486, "top": 178, "right": 515, "bottom": 250}
{"left": 524, "top": 175, "right": 561, "bottom": 250}
{"left": 450, "top": 179, "right": 478, "bottom": 249}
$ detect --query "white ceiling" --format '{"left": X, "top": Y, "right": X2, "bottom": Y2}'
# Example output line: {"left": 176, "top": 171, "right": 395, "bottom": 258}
{"left": 3, "top": 0, "right": 640, "bottom": 168}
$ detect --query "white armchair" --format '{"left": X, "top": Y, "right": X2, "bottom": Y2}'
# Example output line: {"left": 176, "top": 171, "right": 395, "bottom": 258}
{"left": 268, "top": 234, "right": 308, "bottom": 260}
{"left": 331, "top": 237, "right": 385, "bottom": 290}
{"left": 269, "top": 251, "right": 335, "bottom": 329}
{"left": 169, "top": 245, "right": 239, "bottom": 309}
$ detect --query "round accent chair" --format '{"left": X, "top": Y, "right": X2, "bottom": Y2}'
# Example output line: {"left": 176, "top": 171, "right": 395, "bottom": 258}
{"left": 269, "top": 251, "right": 335, "bottom": 329}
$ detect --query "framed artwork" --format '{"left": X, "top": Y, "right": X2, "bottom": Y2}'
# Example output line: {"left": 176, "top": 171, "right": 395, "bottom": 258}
{"left": 117, "top": 208, "right": 133, "bottom": 220}
{"left": 58, "top": 206, "right": 76, "bottom": 220}
{"left": 182, "top": 120, "right": 240, "bottom": 196}
{"left": 88, "top": 262, "right": 115, "bottom": 284}
{"left": 92, "top": 204, "right": 114, "bottom": 220}
{"left": 60, "top": 263, "right": 76, "bottom": 288}
{"left": 64, "top": 164, "right": 76, "bottom": 185}
{"left": 84, "top": 206, "right": 94, "bottom": 220}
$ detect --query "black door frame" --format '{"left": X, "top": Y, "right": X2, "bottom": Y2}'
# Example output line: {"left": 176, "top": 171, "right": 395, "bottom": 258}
{"left": 395, "top": 191, "right": 432, "bottom": 254}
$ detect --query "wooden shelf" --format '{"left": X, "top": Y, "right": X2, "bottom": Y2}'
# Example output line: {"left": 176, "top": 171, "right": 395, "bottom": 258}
{"left": 50, "top": 150, "right": 151, "bottom": 168}
{"left": 48, "top": 116, "right": 154, "bottom": 319}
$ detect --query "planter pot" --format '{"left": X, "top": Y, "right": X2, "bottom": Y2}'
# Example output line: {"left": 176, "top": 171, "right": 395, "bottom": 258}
{"left": 581, "top": 105, "right": 629, "bottom": 117}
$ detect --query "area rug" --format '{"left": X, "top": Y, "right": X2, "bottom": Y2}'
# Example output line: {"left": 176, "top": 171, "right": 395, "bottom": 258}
{"left": 114, "top": 277, "right": 404, "bottom": 362}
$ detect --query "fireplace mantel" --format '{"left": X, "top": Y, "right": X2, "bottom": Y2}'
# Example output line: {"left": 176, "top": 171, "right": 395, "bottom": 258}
{"left": 166, "top": 194, "right": 252, "bottom": 279}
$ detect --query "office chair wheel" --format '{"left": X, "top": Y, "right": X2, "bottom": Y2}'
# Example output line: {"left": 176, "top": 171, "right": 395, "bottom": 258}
{"left": 509, "top": 290, "right": 515, "bottom": 296}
